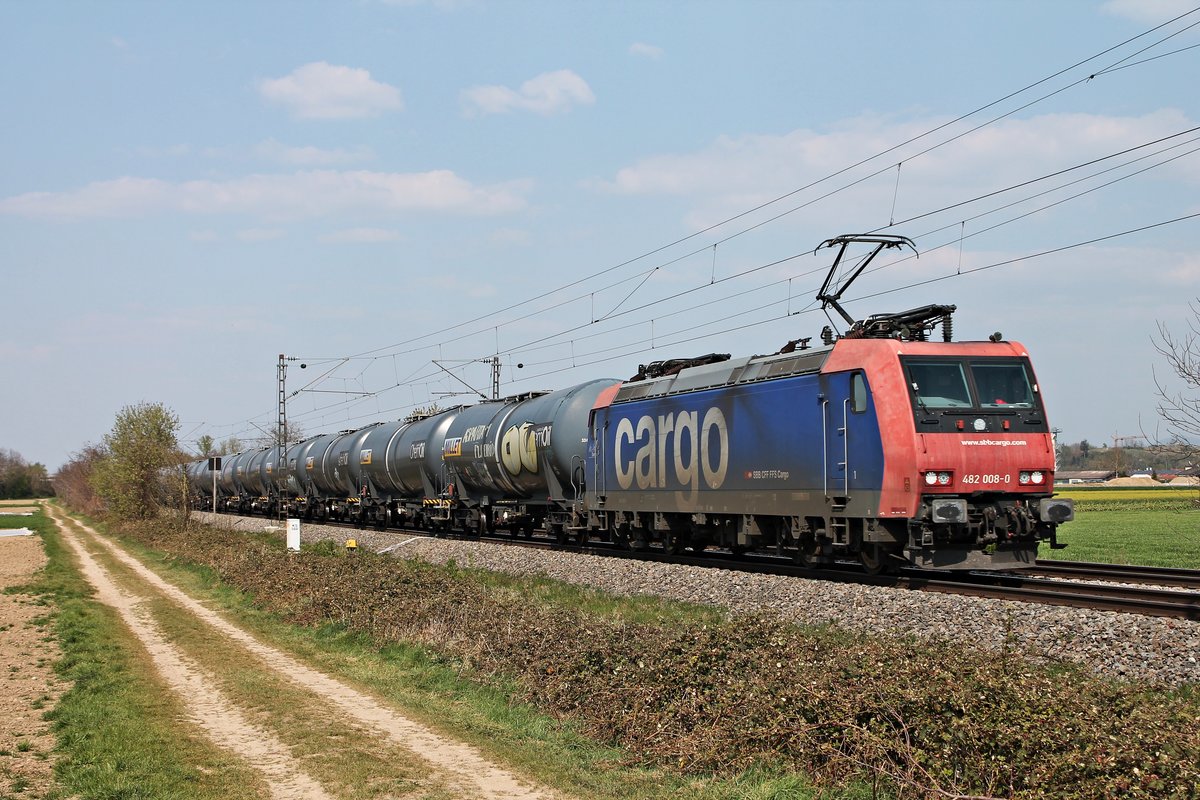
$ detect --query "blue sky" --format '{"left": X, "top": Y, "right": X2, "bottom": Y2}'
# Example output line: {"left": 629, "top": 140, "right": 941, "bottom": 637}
{"left": 2, "top": 0, "right": 1199, "bottom": 470}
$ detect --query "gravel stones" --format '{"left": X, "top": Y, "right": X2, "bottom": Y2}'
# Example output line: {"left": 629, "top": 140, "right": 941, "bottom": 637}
{"left": 200, "top": 513, "right": 1200, "bottom": 686}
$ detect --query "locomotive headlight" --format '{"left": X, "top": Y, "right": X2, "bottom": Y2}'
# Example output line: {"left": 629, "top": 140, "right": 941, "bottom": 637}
{"left": 924, "top": 471, "right": 952, "bottom": 486}
{"left": 1030, "top": 471, "right": 1045, "bottom": 485}
{"left": 1019, "top": 471, "right": 1031, "bottom": 485}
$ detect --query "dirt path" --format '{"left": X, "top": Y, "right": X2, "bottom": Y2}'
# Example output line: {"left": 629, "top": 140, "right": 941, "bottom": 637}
{"left": 0, "top": 516, "right": 64, "bottom": 799}
{"left": 49, "top": 507, "right": 561, "bottom": 800}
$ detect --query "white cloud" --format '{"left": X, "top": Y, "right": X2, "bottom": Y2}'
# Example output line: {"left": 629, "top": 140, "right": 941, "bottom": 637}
{"left": 135, "top": 143, "right": 192, "bottom": 159}
{"left": 380, "top": 0, "right": 475, "bottom": 7}
{"left": 418, "top": 273, "right": 496, "bottom": 298}
{"left": 489, "top": 227, "right": 531, "bottom": 246}
{"left": 0, "top": 342, "right": 56, "bottom": 362}
{"left": 461, "top": 69, "right": 594, "bottom": 117}
{"left": 319, "top": 227, "right": 402, "bottom": 243}
{"left": 1164, "top": 253, "right": 1200, "bottom": 285}
{"left": 237, "top": 228, "right": 286, "bottom": 241}
{"left": 1100, "top": 0, "right": 1195, "bottom": 24}
{"left": 258, "top": 62, "right": 403, "bottom": 120}
{"left": 629, "top": 42, "right": 663, "bottom": 59}
{"left": 255, "top": 139, "right": 374, "bottom": 166}
{"left": 591, "top": 109, "right": 1200, "bottom": 231}
{"left": 0, "top": 170, "right": 529, "bottom": 220}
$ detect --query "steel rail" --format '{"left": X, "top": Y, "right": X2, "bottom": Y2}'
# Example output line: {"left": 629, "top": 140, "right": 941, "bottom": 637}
{"left": 1026, "top": 559, "right": 1200, "bottom": 590}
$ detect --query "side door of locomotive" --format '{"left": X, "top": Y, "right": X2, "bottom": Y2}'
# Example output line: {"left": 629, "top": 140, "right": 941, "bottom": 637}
{"left": 821, "top": 370, "right": 873, "bottom": 499}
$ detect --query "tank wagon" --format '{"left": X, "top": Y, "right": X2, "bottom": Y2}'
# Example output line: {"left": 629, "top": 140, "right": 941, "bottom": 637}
{"left": 187, "top": 235, "right": 1073, "bottom": 571}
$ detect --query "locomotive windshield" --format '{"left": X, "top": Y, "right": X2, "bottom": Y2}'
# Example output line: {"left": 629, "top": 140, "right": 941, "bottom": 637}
{"left": 972, "top": 362, "right": 1034, "bottom": 407}
{"left": 905, "top": 358, "right": 1038, "bottom": 411}
{"left": 907, "top": 362, "right": 972, "bottom": 408}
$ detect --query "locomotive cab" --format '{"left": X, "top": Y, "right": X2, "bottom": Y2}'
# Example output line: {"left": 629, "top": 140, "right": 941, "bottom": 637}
{"left": 892, "top": 346, "right": 1074, "bottom": 568}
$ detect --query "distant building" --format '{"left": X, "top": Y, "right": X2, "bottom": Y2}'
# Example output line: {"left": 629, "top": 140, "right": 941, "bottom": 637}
{"left": 1057, "top": 470, "right": 1117, "bottom": 484}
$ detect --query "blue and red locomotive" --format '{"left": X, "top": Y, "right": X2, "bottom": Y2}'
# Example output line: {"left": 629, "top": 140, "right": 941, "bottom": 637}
{"left": 187, "top": 235, "right": 1073, "bottom": 571}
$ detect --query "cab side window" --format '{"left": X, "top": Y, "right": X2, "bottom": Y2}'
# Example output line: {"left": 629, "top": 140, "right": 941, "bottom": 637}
{"left": 851, "top": 372, "right": 868, "bottom": 413}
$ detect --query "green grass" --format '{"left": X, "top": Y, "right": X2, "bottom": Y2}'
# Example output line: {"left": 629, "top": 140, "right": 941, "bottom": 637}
{"left": 1052, "top": 487, "right": 1200, "bottom": 567}
{"left": 0, "top": 514, "right": 39, "bottom": 532}
{"left": 21, "top": 509, "right": 268, "bottom": 800}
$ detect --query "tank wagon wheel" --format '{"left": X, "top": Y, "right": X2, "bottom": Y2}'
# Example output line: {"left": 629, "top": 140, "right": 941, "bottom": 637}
{"left": 612, "top": 523, "right": 631, "bottom": 549}
{"left": 551, "top": 524, "right": 569, "bottom": 546}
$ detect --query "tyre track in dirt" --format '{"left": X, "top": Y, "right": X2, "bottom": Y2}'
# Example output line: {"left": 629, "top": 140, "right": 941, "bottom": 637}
{"left": 50, "top": 508, "right": 333, "bottom": 800}
{"left": 49, "top": 507, "right": 561, "bottom": 800}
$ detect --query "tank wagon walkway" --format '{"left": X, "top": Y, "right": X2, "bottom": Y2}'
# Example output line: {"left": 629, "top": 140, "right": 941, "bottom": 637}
{"left": 47, "top": 506, "right": 562, "bottom": 800}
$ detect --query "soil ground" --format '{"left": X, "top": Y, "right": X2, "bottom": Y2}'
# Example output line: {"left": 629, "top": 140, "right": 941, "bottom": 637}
{"left": 0, "top": 515, "right": 65, "bottom": 799}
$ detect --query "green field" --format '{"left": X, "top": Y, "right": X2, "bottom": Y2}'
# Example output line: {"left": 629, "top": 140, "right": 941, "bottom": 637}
{"left": 1051, "top": 485, "right": 1200, "bottom": 568}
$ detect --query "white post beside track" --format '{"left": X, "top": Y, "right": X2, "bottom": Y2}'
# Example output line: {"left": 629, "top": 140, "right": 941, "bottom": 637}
{"left": 286, "top": 518, "right": 301, "bottom": 552}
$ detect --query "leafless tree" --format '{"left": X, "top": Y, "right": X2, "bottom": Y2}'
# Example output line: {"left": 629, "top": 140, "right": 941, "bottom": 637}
{"left": 1152, "top": 299, "right": 1200, "bottom": 466}
{"left": 53, "top": 444, "right": 107, "bottom": 514}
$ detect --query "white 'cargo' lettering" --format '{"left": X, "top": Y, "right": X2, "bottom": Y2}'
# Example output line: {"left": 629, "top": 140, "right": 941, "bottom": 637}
{"left": 613, "top": 406, "right": 728, "bottom": 491}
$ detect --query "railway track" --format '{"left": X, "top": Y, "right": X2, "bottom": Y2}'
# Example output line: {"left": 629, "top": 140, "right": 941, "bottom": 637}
{"left": 1025, "top": 559, "right": 1200, "bottom": 590}
{"left": 612, "top": 549, "right": 1200, "bottom": 620}
{"left": 913, "top": 569, "right": 1200, "bottom": 620}
{"left": 203, "top": 511, "right": 1200, "bottom": 620}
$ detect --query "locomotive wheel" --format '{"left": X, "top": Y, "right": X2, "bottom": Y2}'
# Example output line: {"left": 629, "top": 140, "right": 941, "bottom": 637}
{"left": 859, "top": 544, "right": 897, "bottom": 575}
